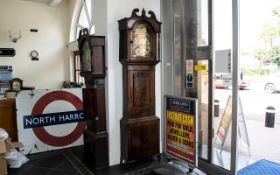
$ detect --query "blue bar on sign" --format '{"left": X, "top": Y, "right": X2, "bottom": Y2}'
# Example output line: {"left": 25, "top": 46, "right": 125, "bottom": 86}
{"left": 23, "top": 110, "right": 84, "bottom": 129}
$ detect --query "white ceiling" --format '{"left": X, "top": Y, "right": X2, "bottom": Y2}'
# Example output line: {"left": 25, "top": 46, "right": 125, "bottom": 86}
{"left": 20, "top": 0, "right": 63, "bottom": 7}
{"left": 21, "top": 0, "right": 53, "bottom": 4}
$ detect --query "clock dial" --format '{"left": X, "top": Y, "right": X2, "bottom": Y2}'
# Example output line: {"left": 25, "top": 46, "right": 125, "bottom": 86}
{"left": 30, "top": 50, "right": 38, "bottom": 57}
{"left": 132, "top": 24, "right": 151, "bottom": 57}
{"left": 81, "top": 40, "right": 91, "bottom": 72}
{"left": 12, "top": 82, "right": 21, "bottom": 91}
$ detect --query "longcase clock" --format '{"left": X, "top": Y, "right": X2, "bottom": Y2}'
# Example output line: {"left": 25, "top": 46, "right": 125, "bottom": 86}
{"left": 118, "top": 8, "right": 161, "bottom": 163}
{"left": 78, "top": 28, "right": 108, "bottom": 169}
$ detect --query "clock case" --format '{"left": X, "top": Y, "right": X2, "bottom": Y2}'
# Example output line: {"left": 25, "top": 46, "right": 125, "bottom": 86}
{"left": 118, "top": 9, "right": 161, "bottom": 163}
{"left": 78, "top": 28, "right": 108, "bottom": 169}
{"left": 119, "top": 8, "right": 161, "bottom": 64}
{"left": 78, "top": 29, "right": 106, "bottom": 78}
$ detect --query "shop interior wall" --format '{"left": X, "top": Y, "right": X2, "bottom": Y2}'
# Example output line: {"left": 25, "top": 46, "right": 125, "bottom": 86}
{"left": 0, "top": 0, "right": 161, "bottom": 167}
{"left": 0, "top": 0, "right": 70, "bottom": 89}
{"left": 106, "top": 0, "right": 161, "bottom": 166}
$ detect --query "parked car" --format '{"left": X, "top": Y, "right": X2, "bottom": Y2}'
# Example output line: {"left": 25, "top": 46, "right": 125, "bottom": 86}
{"left": 214, "top": 79, "right": 249, "bottom": 90}
{"left": 264, "top": 73, "right": 280, "bottom": 93}
{"left": 238, "top": 80, "right": 249, "bottom": 90}
{"left": 214, "top": 74, "right": 249, "bottom": 90}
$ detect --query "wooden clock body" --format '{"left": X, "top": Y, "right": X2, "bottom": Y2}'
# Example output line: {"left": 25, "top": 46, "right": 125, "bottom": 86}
{"left": 78, "top": 29, "right": 108, "bottom": 169}
{"left": 118, "top": 9, "right": 161, "bottom": 163}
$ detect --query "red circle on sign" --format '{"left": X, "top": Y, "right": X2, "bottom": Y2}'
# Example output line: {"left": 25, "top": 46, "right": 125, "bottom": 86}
{"left": 32, "top": 91, "right": 86, "bottom": 147}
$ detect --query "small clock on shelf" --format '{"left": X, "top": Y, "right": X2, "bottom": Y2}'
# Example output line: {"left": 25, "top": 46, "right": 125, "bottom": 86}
{"left": 9, "top": 78, "right": 22, "bottom": 92}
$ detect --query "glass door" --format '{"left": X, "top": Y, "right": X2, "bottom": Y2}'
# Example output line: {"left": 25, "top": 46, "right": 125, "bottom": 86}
{"left": 162, "top": 0, "right": 240, "bottom": 174}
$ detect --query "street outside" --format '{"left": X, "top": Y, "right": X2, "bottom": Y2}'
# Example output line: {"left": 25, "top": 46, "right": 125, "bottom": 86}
{"left": 214, "top": 75, "right": 280, "bottom": 170}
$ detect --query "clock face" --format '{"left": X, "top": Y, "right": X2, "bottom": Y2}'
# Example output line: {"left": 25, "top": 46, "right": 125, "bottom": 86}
{"left": 81, "top": 40, "right": 92, "bottom": 72}
{"left": 12, "top": 81, "right": 21, "bottom": 91}
{"left": 30, "top": 50, "right": 39, "bottom": 58}
{"left": 132, "top": 24, "right": 151, "bottom": 57}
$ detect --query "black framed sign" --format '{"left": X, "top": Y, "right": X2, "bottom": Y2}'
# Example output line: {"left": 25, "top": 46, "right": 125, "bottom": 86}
{"left": 0, "top": 48, "right": 16, "bottom": 57}
{"left": 164, "top": 95, "right": 198, "bottom": 169}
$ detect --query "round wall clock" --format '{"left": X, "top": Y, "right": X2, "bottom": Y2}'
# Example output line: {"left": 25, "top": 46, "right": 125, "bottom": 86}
{"left": 30, "top": 50, "right": 39, "bottom": 60}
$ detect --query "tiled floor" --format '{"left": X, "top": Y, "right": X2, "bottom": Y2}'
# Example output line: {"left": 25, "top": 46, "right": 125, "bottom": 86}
{"left": 8, "top": 146, "right": 156, "bottom": 175}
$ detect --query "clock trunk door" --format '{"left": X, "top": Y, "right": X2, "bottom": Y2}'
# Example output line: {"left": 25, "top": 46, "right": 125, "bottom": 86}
{"left": 127, "top": 65, "right": 155, "bottom": 118}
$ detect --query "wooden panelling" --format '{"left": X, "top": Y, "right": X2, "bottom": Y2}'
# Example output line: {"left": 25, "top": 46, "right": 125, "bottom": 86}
{"left": 0, "top": 99, "right": 17, "bottom": 141}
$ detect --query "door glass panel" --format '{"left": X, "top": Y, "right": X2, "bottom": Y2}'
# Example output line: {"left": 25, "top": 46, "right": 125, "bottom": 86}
{"left": 173, "top": 0, "right": 184, "bottom": 96}
{"left": 197, "top": 60, "right": 209, "bottom": 160}
{"left": 162, "top": 0, "right": 236, "bottom": 173}
{"left": 197, "top": 0, "right": 209, "bottom": 46}
{"left": 212, "top": 0, "right": 233, "bottom": 170}
{"left": 238, "top": 0, "right": 280, "bottom": 171}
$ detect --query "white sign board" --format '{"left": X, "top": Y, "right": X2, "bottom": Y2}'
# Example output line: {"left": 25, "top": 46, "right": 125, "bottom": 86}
{"left": 16, "top": 89, "right": 86, "bottom": 154}
{"left": 215, "top": 49, "right": 231, "bottom": 73}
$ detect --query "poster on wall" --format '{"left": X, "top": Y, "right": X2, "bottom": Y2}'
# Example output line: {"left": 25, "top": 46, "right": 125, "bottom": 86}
{"left": 165, "top": 95, "right": 198, "bottom": 168}
{"left": 0, "top": 65, "right": 13, "bottom": 96}
{"left": 16, "top": 89, "right": 86, "bottom": 154}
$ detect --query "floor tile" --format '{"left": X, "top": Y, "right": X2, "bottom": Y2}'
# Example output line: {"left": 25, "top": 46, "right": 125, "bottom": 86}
{"left": 8, "top": 146, "right": 155, "bottom": 175}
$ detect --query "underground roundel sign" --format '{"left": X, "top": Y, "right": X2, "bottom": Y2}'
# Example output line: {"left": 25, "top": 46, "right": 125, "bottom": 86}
{"left": 23, "top": 90, "right": 86, "bottom": 147}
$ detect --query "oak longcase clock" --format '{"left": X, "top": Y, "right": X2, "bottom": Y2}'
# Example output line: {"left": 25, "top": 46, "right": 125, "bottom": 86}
{"left": 78, "top": 28, "right": 108, "bottom": 169}
{"left": 118, "top": 8, "right": 161, "bottom": 163}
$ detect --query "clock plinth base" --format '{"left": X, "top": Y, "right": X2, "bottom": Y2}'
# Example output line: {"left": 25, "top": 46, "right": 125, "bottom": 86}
{"left": 120, "top": 116, "right": 160, "bottom": 163}
{"left": 83, "top": 129, "right": 109, "bottom": 169}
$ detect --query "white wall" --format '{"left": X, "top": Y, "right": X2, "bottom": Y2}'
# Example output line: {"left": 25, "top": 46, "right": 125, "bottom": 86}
{"left": 94, "top": 0, "right": 107, "bottom": 36}
{"left": 0, "top": 0, "right": 69, "bottom": 89}
{"left": 106, "top": 0, "right": 161, "bottom": 166}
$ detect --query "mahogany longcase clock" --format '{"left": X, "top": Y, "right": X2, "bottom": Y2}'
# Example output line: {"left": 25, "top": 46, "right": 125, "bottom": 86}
{"left": 118, "top": 8, "right": 161, "bottom": 163}
{"left": 78, "top": 28, "right": 108, "bottom": 169}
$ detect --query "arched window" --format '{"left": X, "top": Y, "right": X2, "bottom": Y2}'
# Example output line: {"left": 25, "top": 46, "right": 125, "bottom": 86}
{"left": 75, "top": 0, "right": 94, "bottom": 40}
{"left": 70, "top": 0, "right": 94, "bottom": 84}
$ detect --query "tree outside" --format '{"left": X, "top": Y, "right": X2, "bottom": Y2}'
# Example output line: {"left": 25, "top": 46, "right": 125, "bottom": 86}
{"left": 250, "top": 7, "right": 280, "bottom": 75}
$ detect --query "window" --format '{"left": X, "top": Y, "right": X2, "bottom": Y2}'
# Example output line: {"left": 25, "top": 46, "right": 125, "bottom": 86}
{"left": 70, "top": 0, "right": 94, "bottom": 83}
{"left": 75, "top": 0, "right": 94, "bottom": 40}
{"left": 73, "top": 51, "right": 84, "bottom": 84}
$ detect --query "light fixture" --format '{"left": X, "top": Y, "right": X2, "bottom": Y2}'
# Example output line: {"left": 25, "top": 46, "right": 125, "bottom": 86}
{"left": 9, "top": 30, "right": 22, "bottom": 43}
